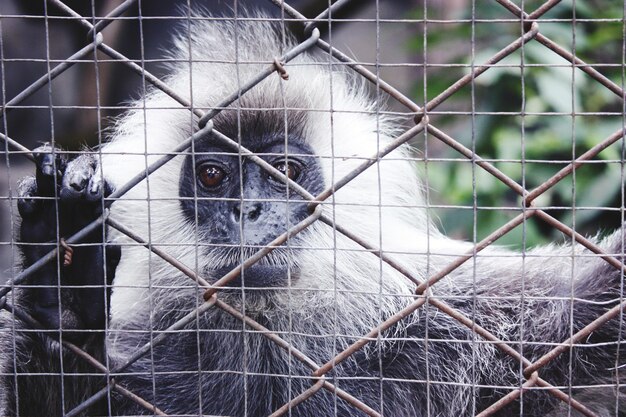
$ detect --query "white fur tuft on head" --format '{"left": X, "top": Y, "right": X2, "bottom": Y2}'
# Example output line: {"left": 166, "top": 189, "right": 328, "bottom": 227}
{"left": 100, "top": 11, "right": 437, "bottom": 327}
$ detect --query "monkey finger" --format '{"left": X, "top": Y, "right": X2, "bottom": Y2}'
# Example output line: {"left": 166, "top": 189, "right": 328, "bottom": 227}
{"left": 85, "top": 161, "right": 112, "bottom": 202}
{"left": 60, "top": 154, "right": 97, "bottom": 201}
{"left": 32, "top": 143, "right": 67, "bottom": 197}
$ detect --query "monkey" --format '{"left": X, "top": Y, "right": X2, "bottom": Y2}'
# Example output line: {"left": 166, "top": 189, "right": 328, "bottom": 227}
{"left": 1, "top": 10, "right": 625, "bottom": 417}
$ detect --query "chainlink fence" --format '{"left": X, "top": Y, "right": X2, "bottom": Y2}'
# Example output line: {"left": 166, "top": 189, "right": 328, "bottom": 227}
{"left": 1, "top": 0, "right": 625, "bottom": 416}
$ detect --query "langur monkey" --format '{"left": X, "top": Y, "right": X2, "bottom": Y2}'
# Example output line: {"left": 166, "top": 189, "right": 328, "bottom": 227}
{"left": 2, "top": 11, "right": 624, "bottom": 417}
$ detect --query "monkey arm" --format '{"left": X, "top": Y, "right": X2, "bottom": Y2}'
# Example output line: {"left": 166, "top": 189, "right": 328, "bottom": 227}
{"left": 437, "top": 233, "right": 623, "bottom": 342}
{"left": 439, "top": 231, "right": 625, "bottom": 384}
{"left": 0, "top": 145, "right": 120, "bottom": 416}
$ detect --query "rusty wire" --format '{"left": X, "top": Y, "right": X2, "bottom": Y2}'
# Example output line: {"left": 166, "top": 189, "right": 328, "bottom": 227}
{"left": 1, "top": 0, "right": 625, "bottom": 416}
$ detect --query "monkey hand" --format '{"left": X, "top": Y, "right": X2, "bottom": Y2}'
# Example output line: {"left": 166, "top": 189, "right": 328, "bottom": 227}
{"left": 16, "top": 144, "right": 120, "bottom": 343}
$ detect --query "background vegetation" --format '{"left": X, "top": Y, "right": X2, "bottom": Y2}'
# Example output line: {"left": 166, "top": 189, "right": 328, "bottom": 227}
{"left": 410, "top": 0, "right": 625, "bottom": 247}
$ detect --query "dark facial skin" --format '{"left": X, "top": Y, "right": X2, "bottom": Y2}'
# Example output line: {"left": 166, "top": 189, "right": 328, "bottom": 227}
{"left": 179, "top": 134, "right": 325, "bottom": 288}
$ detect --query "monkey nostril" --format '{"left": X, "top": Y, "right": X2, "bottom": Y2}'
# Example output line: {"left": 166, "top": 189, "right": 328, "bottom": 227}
{"left": 232, "top": 203, "right": 262, "bottom": 222}
{"left": 247, "top": 204, "right": 261, "bottom": 221}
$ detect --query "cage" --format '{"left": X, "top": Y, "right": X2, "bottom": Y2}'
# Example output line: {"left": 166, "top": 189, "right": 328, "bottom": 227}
{"left": 1, "top": 1, "right": 625, "bottom": 416}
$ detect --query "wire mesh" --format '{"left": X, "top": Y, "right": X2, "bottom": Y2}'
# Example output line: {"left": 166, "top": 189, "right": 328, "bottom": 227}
{"left": 0, "top": 0, "right": 625, "bottom": 416}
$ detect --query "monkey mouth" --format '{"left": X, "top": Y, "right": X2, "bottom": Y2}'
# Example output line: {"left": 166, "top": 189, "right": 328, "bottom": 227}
{"left": 212, "top": 264, "right": 298, "bottom": 289}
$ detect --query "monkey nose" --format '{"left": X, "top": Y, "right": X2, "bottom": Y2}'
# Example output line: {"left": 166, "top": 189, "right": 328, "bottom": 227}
{"left": 232, "top": 202, "right": 262, "bottom": 223}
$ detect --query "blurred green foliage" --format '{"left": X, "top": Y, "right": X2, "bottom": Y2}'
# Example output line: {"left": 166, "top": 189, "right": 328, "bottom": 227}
{"left": 411, "top": 0, "right": 625, "bottom": 247}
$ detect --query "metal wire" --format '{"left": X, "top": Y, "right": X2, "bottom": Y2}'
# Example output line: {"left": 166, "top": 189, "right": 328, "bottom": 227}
{"left": 1, "top": 1, "right": 625, "bottom": 416}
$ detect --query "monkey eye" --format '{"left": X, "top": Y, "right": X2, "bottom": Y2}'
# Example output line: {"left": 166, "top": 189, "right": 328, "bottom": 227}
{"left": 198, "top": 164, "right": 226, "bottom": 188}
{"left": 273, "top": 161, "right": 301, "bottom": 182}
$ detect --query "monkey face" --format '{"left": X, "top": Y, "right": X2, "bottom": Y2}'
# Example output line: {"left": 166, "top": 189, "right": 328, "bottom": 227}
{"left": 178, "top": 133, "right": 324, "bottom": 289}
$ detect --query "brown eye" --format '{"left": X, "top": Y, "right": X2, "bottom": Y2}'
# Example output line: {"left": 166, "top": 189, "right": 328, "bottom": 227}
{"left": 274, "top": 161, "right": 300, "bottom": 182}
{"left": 198, "top": 165, "right": 226, "bottom": 188}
